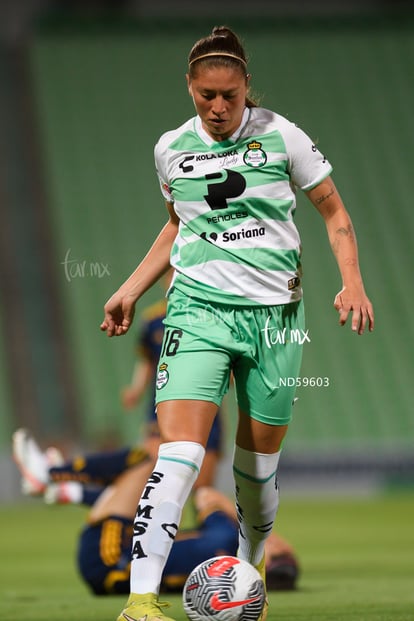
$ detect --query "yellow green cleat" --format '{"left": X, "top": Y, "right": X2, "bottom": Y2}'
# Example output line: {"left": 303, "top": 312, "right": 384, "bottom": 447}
{"left": 254, "top": 555, "right": 268, "bottom": 621}
{"left": 116, "top": 592, "right": 175, "bottom": 621}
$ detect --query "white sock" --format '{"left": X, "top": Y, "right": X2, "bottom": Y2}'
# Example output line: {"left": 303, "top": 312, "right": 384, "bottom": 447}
{"left": 43, "top": 481, "right": 83, "bottom": 505}
{"left": 130, "top": 441, "right": 205, "bottom": 594}
{"left": 233, "top": 445, "right": 281, "bottom": 566}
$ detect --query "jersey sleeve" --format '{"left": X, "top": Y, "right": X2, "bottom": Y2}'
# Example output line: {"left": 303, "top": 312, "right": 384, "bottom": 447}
{"left": 154, "top": 137, "right": 174, "bottom": 203}
{"left": 282, "top": 119, "right": 333, "bottom": 191}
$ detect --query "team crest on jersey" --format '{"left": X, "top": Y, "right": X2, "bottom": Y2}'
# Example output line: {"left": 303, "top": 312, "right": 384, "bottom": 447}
{"left": 156, "top": 363, "right": 169, "bottom": 389}
{"left": 288, "top": 277, "right": 301, "bottom": 290}
{"left": 243, "top": 140, "right": 267, "bottom": 168}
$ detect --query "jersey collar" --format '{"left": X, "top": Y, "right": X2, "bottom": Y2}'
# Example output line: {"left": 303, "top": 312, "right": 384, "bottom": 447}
{"left": 194, "top": 107, "right": 251, "bottom": 147}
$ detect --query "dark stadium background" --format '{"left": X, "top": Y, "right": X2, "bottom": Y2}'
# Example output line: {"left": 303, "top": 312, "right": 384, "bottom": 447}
{"left": 0, "top": 0, "right": 413, "bottom": 500}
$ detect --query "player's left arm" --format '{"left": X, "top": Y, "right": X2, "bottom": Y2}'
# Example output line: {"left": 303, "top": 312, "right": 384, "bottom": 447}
{"left": 306, "top": 176, "right": 374, "bottom": 334}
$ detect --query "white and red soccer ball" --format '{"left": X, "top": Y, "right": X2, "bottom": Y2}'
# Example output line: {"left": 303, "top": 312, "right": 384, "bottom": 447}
{"left": 183, "top": 556, "right": 266, "bottom": 621}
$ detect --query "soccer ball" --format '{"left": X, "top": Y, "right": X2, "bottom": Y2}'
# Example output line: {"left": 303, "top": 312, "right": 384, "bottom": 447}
{"left": 183, "top": 556, "right": 266, "bottom": 621}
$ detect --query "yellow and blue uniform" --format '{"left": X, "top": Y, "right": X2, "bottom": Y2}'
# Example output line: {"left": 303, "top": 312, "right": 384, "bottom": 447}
{"left": 77, "top": 508, "right": 238, "bottom": 595}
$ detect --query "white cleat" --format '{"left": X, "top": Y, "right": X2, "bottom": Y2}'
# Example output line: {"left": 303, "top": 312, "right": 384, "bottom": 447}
{"left": 12, "top": 428, "right": 63, "bottom": 496}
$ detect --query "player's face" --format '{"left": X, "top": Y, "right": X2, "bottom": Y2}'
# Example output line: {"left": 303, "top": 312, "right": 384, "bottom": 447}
{"left": 187, "top": 66, "right": 249, "bottom": 142}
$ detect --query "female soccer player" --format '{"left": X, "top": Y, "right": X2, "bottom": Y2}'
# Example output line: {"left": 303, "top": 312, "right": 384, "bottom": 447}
{"left": 101, "top": 26, "right": 374, "bottom": 621}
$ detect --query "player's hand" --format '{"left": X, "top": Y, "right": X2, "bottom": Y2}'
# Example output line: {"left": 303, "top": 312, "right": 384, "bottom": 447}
{"left": 334, "top": 286, "right": 374, "bottom": 334}
{"left": 121, "top": 386, "right": 139, "bottom": 409}
{"left": 100, "top": 292, "right": 136, "bottom": 337}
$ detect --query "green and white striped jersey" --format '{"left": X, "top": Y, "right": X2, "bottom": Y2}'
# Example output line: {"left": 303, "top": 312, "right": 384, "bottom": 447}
{"left": 155, "top": 106, "right": 332, "bottom": 306}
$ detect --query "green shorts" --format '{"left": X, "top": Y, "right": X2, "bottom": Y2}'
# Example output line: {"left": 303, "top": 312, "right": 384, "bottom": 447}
{"left": 155, "top": 288, "right": 305, "bottom": 426}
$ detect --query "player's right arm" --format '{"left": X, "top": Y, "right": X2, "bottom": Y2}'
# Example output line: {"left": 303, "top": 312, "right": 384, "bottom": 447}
{"left": 100, "top": 201, "right": 178, "bottom": 337}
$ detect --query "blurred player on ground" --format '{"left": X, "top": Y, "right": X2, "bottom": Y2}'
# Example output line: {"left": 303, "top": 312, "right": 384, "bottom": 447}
{"left": 12, "top": 428, "right": 299, "bottom": 593}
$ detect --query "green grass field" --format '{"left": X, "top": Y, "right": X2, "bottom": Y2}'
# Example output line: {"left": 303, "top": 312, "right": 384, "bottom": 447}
{"left": 1, "top": 493, "right": 413, "bottom": 621}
